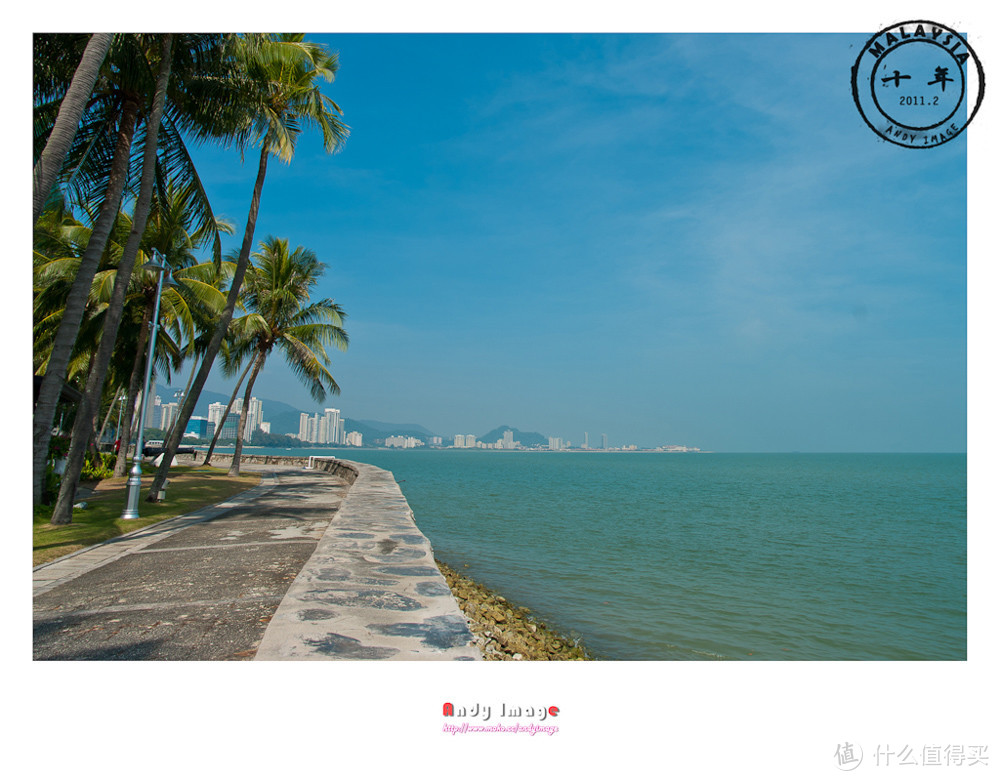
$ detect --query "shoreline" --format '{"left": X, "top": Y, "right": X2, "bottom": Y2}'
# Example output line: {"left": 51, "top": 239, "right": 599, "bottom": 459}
{"left": 435, "top": 559, "right": 593, "bottom": 661}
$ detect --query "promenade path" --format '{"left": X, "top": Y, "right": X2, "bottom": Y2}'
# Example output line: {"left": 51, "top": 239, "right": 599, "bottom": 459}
{"left": 33, "top": 461, "right": 481, "bottom": 661}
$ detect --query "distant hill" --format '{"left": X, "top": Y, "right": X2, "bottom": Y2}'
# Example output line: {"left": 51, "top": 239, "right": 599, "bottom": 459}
{"left": 267, "top": 409, "right": 306, "bottom": 436}
{"left": 355, "top": 420, "right": 436, "bottom": 437}
{"left": 344, "top": 419, "right": 438, "bottom": 443}
{"left": 479, "top": 425, "right": 548, "bottom": 448}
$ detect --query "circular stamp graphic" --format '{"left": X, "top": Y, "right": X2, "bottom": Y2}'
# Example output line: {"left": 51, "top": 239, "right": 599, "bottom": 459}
{"left": 851, "top": 20, "right": 985, "bottom": 148}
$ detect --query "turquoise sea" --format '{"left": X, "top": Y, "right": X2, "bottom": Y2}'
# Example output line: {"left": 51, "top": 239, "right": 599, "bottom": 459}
{"left": 219, "top": 448, "right": 967, "bottom": 660}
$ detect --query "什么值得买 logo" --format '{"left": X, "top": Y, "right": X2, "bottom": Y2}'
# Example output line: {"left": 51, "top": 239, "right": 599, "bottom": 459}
{"left": 851, "top": 20, "right": 985, "bottom": 148}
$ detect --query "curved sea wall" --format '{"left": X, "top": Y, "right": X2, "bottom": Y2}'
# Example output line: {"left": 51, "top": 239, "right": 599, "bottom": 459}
{"left": 187, "top": 451, "right": 359, "bottom": 482}
{"left": 250, "top": 458, "right": 482, "bottom": 660}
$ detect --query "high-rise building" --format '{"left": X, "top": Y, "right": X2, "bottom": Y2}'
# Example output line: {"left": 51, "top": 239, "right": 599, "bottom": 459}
{"left": 346, "top": 431, "right": 363, "bottom": 447}
{"left": 160, "top": 402, "right": 179, "bottom": 433}
{"left": 245, "top": 397, "right": 263, "bottom": 442}
{"left": 219, "top": 413, "right": 239, "bottom": 441}
{"left": 143, "top": 382, "right": 159, "bottom": 425}
{"left": 323, "top": 408, "right": 342, "bottom": 445}
{"left": 144, "top": 390, "right": 161, "bottom": 431}
{"left": 298, "top": 413, "right": 312, "bottom": 441}
{"left": 208, "top": 401, "right": 230, "bottom": 430}
{"left": 185, "top": 417, "right": 211, "bottom": 438}
{"left": 601, "top": 433, "right": 608, "bottom": 450}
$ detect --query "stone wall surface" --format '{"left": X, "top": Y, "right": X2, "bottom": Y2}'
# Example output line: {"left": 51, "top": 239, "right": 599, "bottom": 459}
{"left": 254, "top": 460, "right": 482, "bottom": 660}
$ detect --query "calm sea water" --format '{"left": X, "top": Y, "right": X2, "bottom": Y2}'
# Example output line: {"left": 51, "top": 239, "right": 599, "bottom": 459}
{"left": 220, "top": 448, "right": 967, "bottom": 660}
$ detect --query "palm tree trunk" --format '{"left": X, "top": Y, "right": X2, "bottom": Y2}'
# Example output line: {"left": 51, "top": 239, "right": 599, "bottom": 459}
{"left": 147, "top": 143, "right": 270, "bottom": 501}
{"left": 201, "top": 359, "right": 254, "bottom": 466}
{"left": 113, "top": 300, "right": 154, "bottom": 477}
{"left": 51, "top": 36, "right": 174, "bottom": 524}
{"left": 33, "top": 95, "right": 140, "bottom": 506}
{"left": 228, "top": 350, "right": 266, "bottom": 477}
{"left": 95, "top": 388, "right": 119, "bottom": 448}
{"left": 33, "top": 33, "right": 114, "bottom": 224}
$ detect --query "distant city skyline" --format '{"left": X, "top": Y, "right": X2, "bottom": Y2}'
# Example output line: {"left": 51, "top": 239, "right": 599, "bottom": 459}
{"left": 153, "top": 379, "right": 694, "bottom": 450}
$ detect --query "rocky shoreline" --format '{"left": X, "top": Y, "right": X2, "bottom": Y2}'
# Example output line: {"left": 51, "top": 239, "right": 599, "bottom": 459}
{"left": 436, "top": 560, "right": 593, "bottom": 661}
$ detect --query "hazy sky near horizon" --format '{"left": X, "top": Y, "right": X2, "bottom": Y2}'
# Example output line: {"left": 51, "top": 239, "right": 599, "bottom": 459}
{"left": 186, "top": 32, "right": 968, "bottom": 451}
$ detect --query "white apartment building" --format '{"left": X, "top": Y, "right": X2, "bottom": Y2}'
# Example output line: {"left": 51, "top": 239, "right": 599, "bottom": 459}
{"left": 208, "top": 400, "right": 237, "bottom": 430}
{"left": 385, "top": 435, "right": 423, "bottom": 449}
{"left": 298, "top": 412, "right": 313, "bottom": 441}
{"left": 160, "top": 402, "right": 179, "bottom": 433}
{"left": 245, "top": 397, "right": 264, "bottom": 442}
{"left": 298, "top": 408, "right": 346, "bottom": 445}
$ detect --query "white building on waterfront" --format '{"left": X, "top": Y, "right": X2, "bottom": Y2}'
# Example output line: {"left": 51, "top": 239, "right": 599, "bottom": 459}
{"left": 205, "top": 397, "right": 266, "bottom": 442}
{"left": 160, "top": 402, "right": 179, "bottom": 433}
{"left": 208, "top": 401, "right": 233, "bottom": 431}
{"left": 385, "top": 435, "right": 423, "bottom": 449}
{"left": 245, "top": 397, "right": 264, "bottom": 442}
{"left": 297, "top": 408, "right": 346, "bottom": 445}
{"left": 298, "top": 412, "right": 313, "bottom": 442}
{"left": 144, "top": 388, "right": 161, "bottom": 430}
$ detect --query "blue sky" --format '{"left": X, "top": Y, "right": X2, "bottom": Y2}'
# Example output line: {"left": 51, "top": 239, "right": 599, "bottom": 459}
{"left": 182, "top": 33, "right": 967, "bottom": 451}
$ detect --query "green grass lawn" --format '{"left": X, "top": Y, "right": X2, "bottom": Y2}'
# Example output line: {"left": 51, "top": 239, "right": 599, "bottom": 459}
{"left": 33, "top": 465, "right": 261, "bottom": 566}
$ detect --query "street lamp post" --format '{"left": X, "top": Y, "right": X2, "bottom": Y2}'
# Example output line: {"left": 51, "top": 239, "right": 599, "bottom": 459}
{"left": 122, "top": 254, "right": 172, "bottom": 520}
{"left": 114, "top": 391, "right": 127, "bottom": 450}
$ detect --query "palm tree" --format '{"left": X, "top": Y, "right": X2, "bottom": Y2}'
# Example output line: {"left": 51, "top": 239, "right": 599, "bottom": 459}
{"left": 33, "top": 202, "right": 154, "bottom": 421}
{"left": 33, "top": 33, "right": 114, "bottom": 224}
{"left": 107, "top": 188, "right": 234, "bottom": 480}
{"left": 225, "top": 237, "right": 348, "bottom": 476}
{"left": 34, "top": 34, "right": 235, "bottom": 507}
{"left": 32, "top": 34, "right": 212, "bottom": 505}
{"left": 148, "top": 34, "right": 349, "bottom": 500}
{"left": 32, "top": 60, "right": 141, "bottom": 504}
{"left": 49, "top": 34, "right": 177, "bottom": 524}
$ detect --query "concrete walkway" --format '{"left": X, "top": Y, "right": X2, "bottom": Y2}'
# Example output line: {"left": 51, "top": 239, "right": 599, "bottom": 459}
{"left": 32, "top": 460, "right": 481, "bottom": 661}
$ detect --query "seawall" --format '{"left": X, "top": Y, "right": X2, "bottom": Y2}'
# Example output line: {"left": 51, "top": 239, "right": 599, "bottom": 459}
{"left": 238, "top": 457, "right": 483, "bottom": 660}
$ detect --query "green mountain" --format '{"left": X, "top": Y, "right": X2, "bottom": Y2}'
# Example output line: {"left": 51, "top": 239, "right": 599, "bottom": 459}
{"left": 343, "top": 419, "right": 437, "bottom": 443}
{"left": 479, "top": 425, "right": 548, "bottom": 448}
